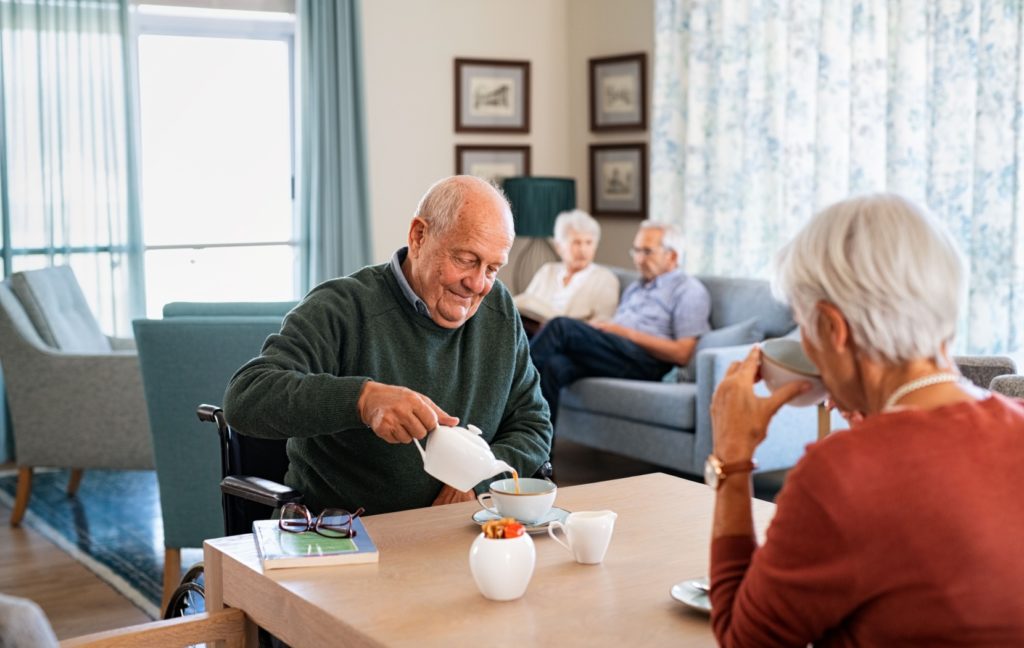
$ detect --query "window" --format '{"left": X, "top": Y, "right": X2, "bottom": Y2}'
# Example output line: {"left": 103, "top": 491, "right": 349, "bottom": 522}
{"left": 136, "top": 6, "right": 297, "bottom": 316}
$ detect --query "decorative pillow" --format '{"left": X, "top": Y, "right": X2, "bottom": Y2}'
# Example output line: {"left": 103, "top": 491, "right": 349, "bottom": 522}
{"left": 672, "top": 317, "right": 764, "bottom": 383}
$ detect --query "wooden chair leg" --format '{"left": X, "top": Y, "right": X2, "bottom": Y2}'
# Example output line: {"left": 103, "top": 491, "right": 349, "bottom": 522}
{"left": 162, "top": 547, "right": 182, "bottom": 614}
{"left": 10, "top": 467, "right": 32, "bottom": 526}
{"left": 67, "top": 468, "right": 85, "bottom": 496}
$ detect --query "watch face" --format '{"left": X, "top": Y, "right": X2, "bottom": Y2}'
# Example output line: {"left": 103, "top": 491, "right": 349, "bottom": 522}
{"left": 703, "top": 457, "right": 719, "bottom": 490}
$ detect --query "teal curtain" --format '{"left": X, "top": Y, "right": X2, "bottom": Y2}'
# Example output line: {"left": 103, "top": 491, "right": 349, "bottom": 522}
{"left": 298, "top": 0, "right": 372, "bottom": 289}
{"left": 0, "top": 0, "right": 145, "bottom": 334}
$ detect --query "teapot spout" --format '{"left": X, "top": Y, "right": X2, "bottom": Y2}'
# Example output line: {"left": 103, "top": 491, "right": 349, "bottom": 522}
{"left": 492, "top": 459, "right": 516, "bottom": 478}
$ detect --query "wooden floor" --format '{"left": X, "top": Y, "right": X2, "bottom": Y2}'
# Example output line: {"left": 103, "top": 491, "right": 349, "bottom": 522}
{"left": 0, "top": 441, "right": 781, "bottom": 640}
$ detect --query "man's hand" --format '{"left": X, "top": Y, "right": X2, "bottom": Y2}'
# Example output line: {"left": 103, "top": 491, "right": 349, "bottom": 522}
{"left": 590, "top": 319, "right": 629, "bottom": 338}
{"left": 432, "top": 485, "right": 475, "bottom": 506}
{"left": 357, "top": 381, "right": 459, "bottom": 444}
{"left": 711, "top": 346, "right": 811, "bottom": 462}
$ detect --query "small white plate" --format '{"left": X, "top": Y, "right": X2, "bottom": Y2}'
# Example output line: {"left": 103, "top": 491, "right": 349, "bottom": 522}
{"left": 670, "top": 578, "right": 711, "bottom": 613}
{"left": 472, "top": 506, "right": 570, "bottom": 534}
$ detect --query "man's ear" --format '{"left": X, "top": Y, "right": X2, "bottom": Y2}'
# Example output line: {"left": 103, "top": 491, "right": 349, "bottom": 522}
{"left": 408, "top": 217, "right": 427, "bottom": 257}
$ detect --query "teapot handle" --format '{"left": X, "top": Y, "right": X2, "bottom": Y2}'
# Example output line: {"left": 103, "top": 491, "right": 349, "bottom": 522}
{"left": 413, "top": 437, "right": 427, "bottom": 460}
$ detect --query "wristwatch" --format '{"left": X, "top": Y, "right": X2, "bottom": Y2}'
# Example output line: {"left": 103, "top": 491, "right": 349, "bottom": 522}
{"left": 704, "top": 454, "right": 757, "bottom": 490}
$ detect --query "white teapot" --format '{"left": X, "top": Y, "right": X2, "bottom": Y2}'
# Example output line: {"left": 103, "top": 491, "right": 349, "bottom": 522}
{"left": 413, "top": 424, "right": 515, "bottom": 492}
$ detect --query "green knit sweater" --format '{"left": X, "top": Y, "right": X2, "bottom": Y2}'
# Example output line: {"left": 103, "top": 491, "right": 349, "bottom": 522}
{"left": 223, "top": 261, "right": 552, "bottom": 514}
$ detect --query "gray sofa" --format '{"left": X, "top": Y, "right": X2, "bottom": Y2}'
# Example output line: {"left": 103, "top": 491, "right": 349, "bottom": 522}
{"left": 554, "top": 268, "right": 1021, "bottom": 479}
{"left": 555, "top": 267, "right": 833, "bottom": 478}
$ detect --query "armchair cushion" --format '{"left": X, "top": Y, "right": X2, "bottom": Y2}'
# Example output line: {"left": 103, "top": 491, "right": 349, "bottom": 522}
{"left": 10, "top": 266, "right": 110, "bottom": 353}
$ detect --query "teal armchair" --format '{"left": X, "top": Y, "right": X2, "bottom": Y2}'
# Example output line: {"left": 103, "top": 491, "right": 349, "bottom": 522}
{"left": 133, "top": 301, "right": 294, "bottom": 606}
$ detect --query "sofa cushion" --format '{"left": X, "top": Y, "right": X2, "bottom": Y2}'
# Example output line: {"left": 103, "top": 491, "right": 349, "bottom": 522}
{"left": 675, "top": 316, "right": 763, "bottom": 382}
{"left": 560, "top": 377, "right": 697, "bottom": 430}
{"left": 698, "top": 276, "right": 794, "bottom": 338}
{"left": 11, "top": 266, "right": 110, "bottom": 353}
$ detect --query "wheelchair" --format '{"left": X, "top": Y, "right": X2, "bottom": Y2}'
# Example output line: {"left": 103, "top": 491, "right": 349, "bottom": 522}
{"left": 163, "top": 403, "right": 552, "bottom": 619}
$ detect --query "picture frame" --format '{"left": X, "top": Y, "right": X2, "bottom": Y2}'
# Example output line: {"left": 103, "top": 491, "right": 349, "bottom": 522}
{"left": 589, "top": 143, "right": 647, "bottom": 217}
{"left": 455, "top": 145, "right": 531, "bottom": 187}
{"left": 589, "top": 52, "right": 647, "bottom": 132}
{"left": 454, "top": 58, "right": 531, "bottom": 133}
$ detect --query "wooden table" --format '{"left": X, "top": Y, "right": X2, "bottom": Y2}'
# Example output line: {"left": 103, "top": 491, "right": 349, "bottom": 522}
{"left": 204, "top": 473, "right": 775, "bottom": 647}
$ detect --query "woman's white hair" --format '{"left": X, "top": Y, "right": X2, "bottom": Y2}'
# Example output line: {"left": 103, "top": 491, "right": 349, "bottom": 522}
{"left": 414, "top": 175, "right": 511, "bottom": 238}
{"left": 773, "top": 193, "right": 966, "bottom": 364}
{"left": 639, "top": 220, "right": 685, "bottom": 258}
{"left": 553, "top": 209, "right": 601, "bottom": 245}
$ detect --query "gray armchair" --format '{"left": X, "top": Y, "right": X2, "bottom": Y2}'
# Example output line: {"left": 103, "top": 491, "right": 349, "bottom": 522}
{"left": 0, "top": 266, "right": 153, "bottom": 526}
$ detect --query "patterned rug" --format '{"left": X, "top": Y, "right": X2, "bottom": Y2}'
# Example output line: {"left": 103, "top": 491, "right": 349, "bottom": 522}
{"left": 0, "top": 468, "right": 202, "bottom": 619}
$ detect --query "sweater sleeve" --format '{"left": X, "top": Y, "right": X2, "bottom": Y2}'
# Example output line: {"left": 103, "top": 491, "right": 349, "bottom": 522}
{"left": 223, "top": 286, "right": 371, "bottom": 440}
{"left": 710, "top": 463, "right": 859, "bottom": 647}
{"left": 487, "top": 318, "right": 554, "bottom": 484}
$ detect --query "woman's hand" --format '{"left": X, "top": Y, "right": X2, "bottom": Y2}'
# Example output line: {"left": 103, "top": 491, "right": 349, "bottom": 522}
{"left": 711, "top": 346, "right": 811, "bottom": 462}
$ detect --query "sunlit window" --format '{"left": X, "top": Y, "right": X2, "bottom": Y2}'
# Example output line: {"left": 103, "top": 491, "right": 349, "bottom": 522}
{"left": 137, "top": 6, "right": 297, "bottom": 316}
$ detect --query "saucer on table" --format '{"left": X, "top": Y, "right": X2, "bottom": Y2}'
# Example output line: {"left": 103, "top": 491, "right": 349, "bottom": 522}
{"left": 471, "top": 507, "right": 570, "bottom": 534}
{"left": 670, "top": 578, "right": 711, "bottom": 613}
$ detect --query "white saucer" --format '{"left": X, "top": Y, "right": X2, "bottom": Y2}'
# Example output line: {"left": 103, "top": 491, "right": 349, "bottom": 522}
{"left": 471, "top": 507, "right": 570, "bottom": 534}
{"left": 670, "top": 578, "right": 711, "bottom": 613}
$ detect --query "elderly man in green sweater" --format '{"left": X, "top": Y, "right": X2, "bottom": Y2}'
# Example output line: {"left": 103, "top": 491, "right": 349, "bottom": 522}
{"left": 224, "top": 176, "right": 552, "bottom": 515}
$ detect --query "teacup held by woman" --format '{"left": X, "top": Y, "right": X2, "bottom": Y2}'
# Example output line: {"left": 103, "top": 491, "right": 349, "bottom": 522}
{"left": 759, "top": 337, "right": 827, "bottom": 407}
{"left": 477, "top": 478, "right": 557, "bottom": 524}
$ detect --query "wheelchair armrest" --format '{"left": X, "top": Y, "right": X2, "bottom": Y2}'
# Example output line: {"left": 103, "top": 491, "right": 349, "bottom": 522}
{"left": 220, "top": 475, "right": 302, "bottom": 509}
{"left": 533, "top": 461, "right": 553, "bottom": 480}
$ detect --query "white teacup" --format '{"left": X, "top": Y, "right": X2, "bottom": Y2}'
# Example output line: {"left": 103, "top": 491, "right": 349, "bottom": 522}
{"left": 477, "top": 477, "right": 557, "bottom": 524}
{"left": 760, "top": 338, "right": 827, "bottom": 407}
{"left": 547, "top": 510, "right": 617, "bottom": 565}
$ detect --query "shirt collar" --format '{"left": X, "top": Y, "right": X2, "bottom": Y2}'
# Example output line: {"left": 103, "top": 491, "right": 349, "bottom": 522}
{"left": 389, "top": 247, "right": 431, "bottom": 318}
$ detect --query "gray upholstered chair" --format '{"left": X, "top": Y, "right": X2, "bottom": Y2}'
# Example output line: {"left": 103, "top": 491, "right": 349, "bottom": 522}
{"left": 0, "top": 266, "right": 153, "bottom": 526}
{"left": 954, "top": 355, "right": 1017, "bottom": 390}
{"left": 990, "top": 374, "right": 1024, "bottom": 398}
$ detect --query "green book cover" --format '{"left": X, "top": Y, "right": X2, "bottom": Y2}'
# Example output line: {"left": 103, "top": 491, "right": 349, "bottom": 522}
{"left": 253, "top": 517, "right": 379, "bottom": 570}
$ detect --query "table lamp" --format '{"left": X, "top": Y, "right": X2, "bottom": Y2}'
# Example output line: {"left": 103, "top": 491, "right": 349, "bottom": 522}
{"left": 502, "top": 176, "right": 576, "bottom": 291}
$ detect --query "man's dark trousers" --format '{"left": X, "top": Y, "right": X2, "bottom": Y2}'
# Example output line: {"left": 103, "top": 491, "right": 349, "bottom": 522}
{"left": 529, "top": 317, "right": 671, "bottom": 425}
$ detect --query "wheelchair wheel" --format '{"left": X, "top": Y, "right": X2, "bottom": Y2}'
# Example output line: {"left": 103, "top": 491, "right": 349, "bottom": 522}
{"left": 163, "top": 562, "right": 206, "bottom": 619}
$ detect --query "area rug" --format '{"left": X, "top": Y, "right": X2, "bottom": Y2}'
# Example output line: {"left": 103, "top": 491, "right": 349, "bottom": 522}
{"left": 0, "top": 468, "right": 202, "bottom": 619}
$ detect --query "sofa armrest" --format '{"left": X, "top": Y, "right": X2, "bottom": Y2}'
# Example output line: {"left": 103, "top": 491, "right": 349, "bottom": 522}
{"left": 695, "top": 343, "right": 843, "bottom": 474}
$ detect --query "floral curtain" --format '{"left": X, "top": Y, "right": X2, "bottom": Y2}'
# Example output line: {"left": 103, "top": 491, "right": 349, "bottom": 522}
{"left": 652, "top": 0, "right": 1024, "bottom": 355}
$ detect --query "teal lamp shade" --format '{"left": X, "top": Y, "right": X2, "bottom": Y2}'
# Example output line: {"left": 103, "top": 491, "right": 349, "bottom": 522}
{"left": 502, "top": 177, "right": 576, "bottom": 237}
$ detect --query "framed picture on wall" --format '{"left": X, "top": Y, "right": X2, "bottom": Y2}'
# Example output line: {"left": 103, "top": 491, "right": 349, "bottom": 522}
{"left": 454, "top": 58, "right": 531, "bottom": 133}
{"left": 456, "top": 145, "right": 531, "bottom": 186}
{"left": 590, "top": 143, "right": 646, "bottom": 217}
{"left": 589, "top": 52, "right": 647, "bottom": 132}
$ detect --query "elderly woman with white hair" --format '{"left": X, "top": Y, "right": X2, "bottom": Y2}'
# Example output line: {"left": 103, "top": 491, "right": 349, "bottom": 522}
{"left": 707, "top": 194, "right": 1024, "bottom": 645}
{"left": 513, "top": 209, "right": 619, "bottom": 335}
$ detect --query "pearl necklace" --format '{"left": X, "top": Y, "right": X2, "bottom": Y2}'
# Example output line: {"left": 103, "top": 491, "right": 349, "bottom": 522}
{"left": 882, "top": 373, "right": 961, "bottom": 411}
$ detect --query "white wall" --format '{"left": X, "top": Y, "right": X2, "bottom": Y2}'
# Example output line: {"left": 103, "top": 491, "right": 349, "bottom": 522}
{"left": 361, "top": 0, "right": 571, "bottom": 264}
{"left": 568, "top": 0, "right": 654, "bottom": 269}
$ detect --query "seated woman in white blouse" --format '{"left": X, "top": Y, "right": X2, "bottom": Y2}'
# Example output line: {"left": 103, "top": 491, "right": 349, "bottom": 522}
{"left": 514, "top": 209, "right": 619, "bottom": 336}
